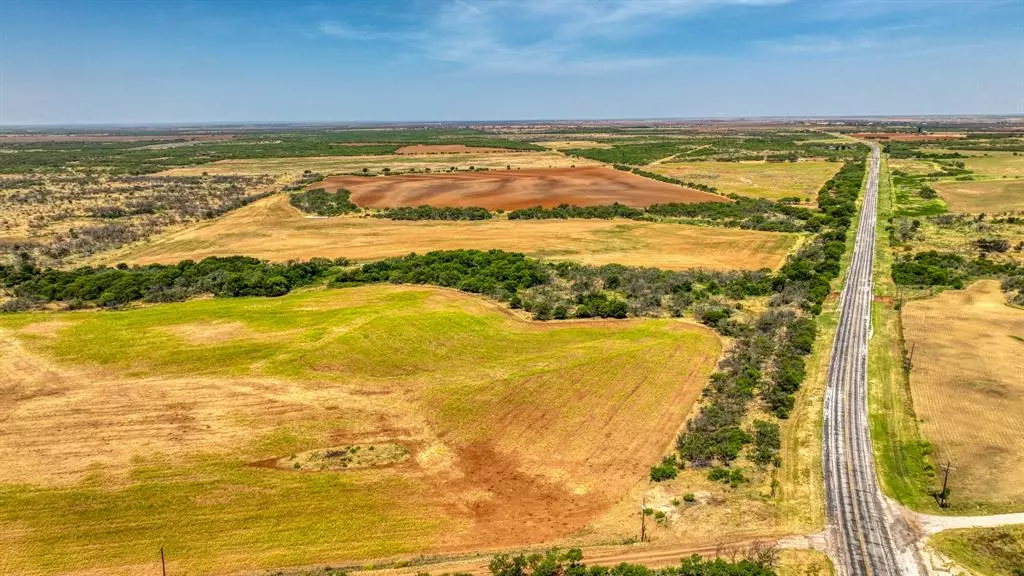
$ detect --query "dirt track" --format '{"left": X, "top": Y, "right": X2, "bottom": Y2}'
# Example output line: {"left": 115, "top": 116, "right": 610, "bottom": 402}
{"left": 319, "top": 167, "right": 727, "bottom": 210}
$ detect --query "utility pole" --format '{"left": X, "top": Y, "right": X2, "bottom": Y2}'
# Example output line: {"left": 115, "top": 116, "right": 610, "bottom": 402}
{"left": 161, "top": 546, "right": 166, "bottom": 576}
{"left": 939, "top": 461, "right": 953, "bottom": 508}
{"left": 639, "top": 496, "right": 647, "bottom": 543}
{"left": 904, "top": 341, "right": 915, "bottom": 373}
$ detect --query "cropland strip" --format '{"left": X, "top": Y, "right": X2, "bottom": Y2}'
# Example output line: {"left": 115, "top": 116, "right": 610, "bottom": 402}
{"left": 157, "top": 151, "right": 600, "bottom": 176}
{"left": 900, "top": 280, "right": 1024, "bottom": 510}
{"left": 649, "top": 160, "right": 842, "bottom": 202}
{"left": 317, "top": 167, "right": 727, "bottom": 210}
{"left": 0, "top": 285, "right": 720, "bottom": 575}
{"left": 107, "top": 196, "right": 800, "bottom": 271}
{"left": 934, "top": 179, "right": 1024, "bottom": 212}
{"left": 394, "top": 144, "right": 510, "bottom": 154}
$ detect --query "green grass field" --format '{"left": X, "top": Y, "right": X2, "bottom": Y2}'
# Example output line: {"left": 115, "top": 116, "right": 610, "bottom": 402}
{"left": 934, "top": 179, "right": 1024, "bottom": 212}
{"left": 931, "top": 525, "right": 1024, "bottom": 576}
{"left": 0, "top": 285, "right": 720, "bottom": 576}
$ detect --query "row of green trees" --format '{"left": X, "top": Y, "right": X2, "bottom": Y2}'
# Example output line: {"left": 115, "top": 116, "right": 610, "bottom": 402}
{"left": 374, "top": 205, "right": 493, "bottom": 220}
{"left": 0, "top": 256, "right": 346, "bottom": 310}
{"left": 672, "top": 156, "right": 866, "bottom": 469}
{"left": 503, "top": 198, "right": 812, "bottom": 232}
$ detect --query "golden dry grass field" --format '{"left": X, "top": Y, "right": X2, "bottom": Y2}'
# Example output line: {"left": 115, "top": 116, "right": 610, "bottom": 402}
{"left": 648, "top": 160, "right": 842, "bottom": 202}
{"left": 0, "top": 285, "right": 721, "bottom": 576}
{"left": 933, "top": 179, "right": 1024, "bottom": 212}
{"left": 158, "top": 151, "right": 600, "bottom": 177}
{"left": 105, "top": 195, "right": 802, "bottom": 271}
{"left": 901, "top": 281, "right": 1024, "bottom": 510}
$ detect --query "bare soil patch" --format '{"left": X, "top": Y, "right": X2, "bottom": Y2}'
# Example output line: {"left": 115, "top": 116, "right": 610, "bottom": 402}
{"left": 394, "top": 144, "right": 509, "bottom": 154}
{"left": 319, "top": 167, "right": 726, "bottom": 210}
{"left": 272, "top": 443, "right": 410, "bottom": 471}
{"left": 902, "top": 280, "right": 1024, "bottom": 507}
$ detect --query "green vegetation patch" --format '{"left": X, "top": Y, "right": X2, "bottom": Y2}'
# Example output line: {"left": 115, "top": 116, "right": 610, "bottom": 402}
{"left": 289, "top": 187, "right": 359, "bottom": 216}
{"left": 932, "top": 526, "right": 1024, "bottom": 576}
{"left": 0, "top": 457, "right": 442, "bottom": 574}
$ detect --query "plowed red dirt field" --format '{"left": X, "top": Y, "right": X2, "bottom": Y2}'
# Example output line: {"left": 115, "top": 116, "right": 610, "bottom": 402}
{"left": 318, "top": 167, "right": 727, "bottom": 209}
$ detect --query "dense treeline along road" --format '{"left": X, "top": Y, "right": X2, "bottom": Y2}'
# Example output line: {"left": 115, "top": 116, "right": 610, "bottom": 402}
{"left": 823, "top": 144, "right": 920, "bottom": 575}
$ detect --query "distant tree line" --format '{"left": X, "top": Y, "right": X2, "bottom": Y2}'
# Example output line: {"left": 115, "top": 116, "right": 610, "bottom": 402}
{"left": 374, "top": 205, "right": 493, "bottom": 221}
{"left": 289, "top": 188, "right": 358, "bottom": 216}
{"left": 504, "top": 198, "right": 812, "bottom": 232}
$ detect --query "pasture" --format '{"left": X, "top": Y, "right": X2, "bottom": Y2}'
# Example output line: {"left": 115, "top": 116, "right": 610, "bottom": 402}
{"left": 648, "top": 160, "right": 842, "bottom": 202}
{"left": 158, "top": 151, "right": 599, "bottom": 176}
{"left": 960, "top": 151, "right": 1024, "bottom": 179}
{"left": 901, "top": 281, "right": 1024, "bottom": 511}
{"left": 934, "top": 179, "right": 1024, "bottom": 212}
{"left": 0, "top": 285, "right": 720, "bottom": 575}
{"left": 317, "top": 167, "right": 726, "bottom": 210}
{"left": 108, "top": 195, "right": 802, "bottom": 271}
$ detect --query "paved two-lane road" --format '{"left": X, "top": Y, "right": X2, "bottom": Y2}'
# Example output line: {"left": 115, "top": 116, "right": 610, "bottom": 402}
{"left": 822, "top": 144, "right": 923, "bottom": 576}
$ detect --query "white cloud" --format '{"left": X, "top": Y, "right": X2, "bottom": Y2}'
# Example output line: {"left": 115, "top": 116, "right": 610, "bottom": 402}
{"left": 318, "top": 0, "right": 794, "bottom": 73}
{"left": 318, "top": 21, "right": 387, "bottom": 41}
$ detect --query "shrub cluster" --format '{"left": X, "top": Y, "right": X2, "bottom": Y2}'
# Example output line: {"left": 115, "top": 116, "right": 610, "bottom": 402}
{"left": 289, "top": 188, "right": 358, "bottom": 216}
{"left": 374, "top": 205, "right": 492, "bottom": 220}
{"left": 331, "top": 250, "right": 549, "bottom": 297}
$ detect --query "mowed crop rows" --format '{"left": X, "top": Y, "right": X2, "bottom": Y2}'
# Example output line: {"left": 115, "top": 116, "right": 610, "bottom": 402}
{"left": 108, "top": 195, "right": 802, "bottom": 271}
{"left": 318, "top": 167, "right": 726, "bottom": 210}
{"left": 901, "top": 281, "right": 1024, "bottom": 509}
{"left": 0, "top": 285, "right": 721, "bottom": 575}
{"left": 647, "top": 160, "right": 842, "bottom": 203}
{"left": 934, "top": 179, "right": 1024, "bottom": 212}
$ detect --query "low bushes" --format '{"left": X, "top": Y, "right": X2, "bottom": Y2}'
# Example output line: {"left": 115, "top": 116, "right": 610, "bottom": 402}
{"left": 289, "top": 188, "right": 358, "bottom": 216}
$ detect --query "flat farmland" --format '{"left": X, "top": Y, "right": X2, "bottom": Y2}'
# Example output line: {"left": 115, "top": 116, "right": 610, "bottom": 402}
{"left": 318, "top": 167, "right": 726, "bottom": 210}
{"left": 108, "top": 195, "right": 801, "bottom": 271}
{"left": 934, "top": 179, "right": 1024, "bottom": 212}
{"left": 649, "top": 160, "right": 842, "bottom": 202}
{"left": 0, "top": 285, "right": 720, "bottom": 575}
{"left": 960, "top": 151, "right": 1024, "bottom": 178}
{"left": 901, "top": 281, "right": 1024, "bottom": 511}
{"left": 158, "top": 151, "right": 599, "bottom": 176}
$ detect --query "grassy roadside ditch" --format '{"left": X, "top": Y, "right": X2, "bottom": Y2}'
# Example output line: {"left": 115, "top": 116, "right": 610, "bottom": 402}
{"left": 867, "top": 154, "right": 942, "bottom": 512}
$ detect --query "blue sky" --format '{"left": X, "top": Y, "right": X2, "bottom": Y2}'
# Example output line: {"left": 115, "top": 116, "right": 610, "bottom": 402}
{"left": 1, "top": 0, "right": 1021, "bottom": 124}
